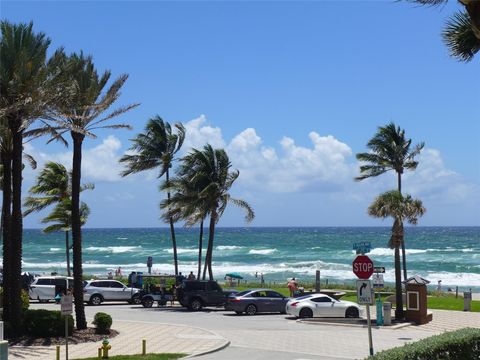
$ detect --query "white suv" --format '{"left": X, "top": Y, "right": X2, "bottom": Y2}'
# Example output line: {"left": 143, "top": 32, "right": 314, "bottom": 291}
{"left": 29, "top": 276, "right": 73, "bottom": 302}
{"left": 83, "top": 280, "right": 141, "bottom": 305}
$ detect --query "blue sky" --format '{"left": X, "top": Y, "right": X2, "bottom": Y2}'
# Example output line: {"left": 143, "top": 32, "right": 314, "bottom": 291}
{"left": 2, "top": 1, "right": 479, "bottom": 227}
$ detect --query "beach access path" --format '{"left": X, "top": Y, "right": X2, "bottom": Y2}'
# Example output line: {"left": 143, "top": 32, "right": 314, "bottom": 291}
{"left": 10, "top": 302, "right": 480, "bottom": 360}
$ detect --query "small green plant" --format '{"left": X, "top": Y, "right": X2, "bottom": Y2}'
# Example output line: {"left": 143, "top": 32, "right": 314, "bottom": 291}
{"left": 24, "top": 309, "right": 74, "bottom": 337}
{"left": 0, "top": 288, "right": 30, "bottom": 313}
{"left": 93, "top": 312, "right": 112, "bottom": 334}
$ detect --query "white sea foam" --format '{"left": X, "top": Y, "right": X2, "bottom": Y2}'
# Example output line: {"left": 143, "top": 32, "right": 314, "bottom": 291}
{"left": 49, "top": 248, "right": 62, "bottom": 252}
{"left": 216, "top": 245, "right": 243, "bottom": 250}
{"left": 85, "top": 246, "right": 141, "bottom": 253}
{"left": 249, "top": 249, "right": 277, "bottom": 255}
{"left": 365, "top": 248, "right": 428, "bottom": 256}
{"left": 117, "top": 237, "right": 128, "bottom": 240}
{"left": 163, "top": 248, "right": 197, "bottom": 254}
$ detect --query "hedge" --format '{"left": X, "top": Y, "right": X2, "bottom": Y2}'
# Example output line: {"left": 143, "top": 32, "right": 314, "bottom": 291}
{"left": 24, "top": 309, "right": 74, "bottom": 337}
{"left": 366, "top": 328, "right": 480, "bottom": 360}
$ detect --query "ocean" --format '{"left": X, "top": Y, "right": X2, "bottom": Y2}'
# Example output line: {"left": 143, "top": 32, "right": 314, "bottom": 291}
{"left": 17, "top": 227, "right": 480, "bottom": 291}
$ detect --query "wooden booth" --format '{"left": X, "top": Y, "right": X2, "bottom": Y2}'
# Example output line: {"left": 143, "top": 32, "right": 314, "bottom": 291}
{"left": 403, "top": 275, "right": 433, "bottom": 325}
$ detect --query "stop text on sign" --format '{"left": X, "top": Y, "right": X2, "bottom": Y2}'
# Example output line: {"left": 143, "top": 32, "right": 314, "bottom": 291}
{"left": 353, "top": 262, "right": 373, "bottom": 273}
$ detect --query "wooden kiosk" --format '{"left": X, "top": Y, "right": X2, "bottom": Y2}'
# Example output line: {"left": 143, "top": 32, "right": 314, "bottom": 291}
{"left": 403, "top": 275, "right": 433, "bottom": 325}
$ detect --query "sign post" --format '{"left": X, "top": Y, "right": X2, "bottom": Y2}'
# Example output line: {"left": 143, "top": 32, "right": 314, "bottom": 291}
{"left": 61, "top": 294, "right": 73, "bottom": 360}
{"left": 353, "top": 253, "right": 374, "bottom": 357}
{"left": 147, "top": 256, "right": 153, "bottom": 274}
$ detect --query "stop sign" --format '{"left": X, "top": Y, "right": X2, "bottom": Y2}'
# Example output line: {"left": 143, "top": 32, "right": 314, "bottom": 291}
{"left": 352, "top": 255, "right": 374, "bottom": 279}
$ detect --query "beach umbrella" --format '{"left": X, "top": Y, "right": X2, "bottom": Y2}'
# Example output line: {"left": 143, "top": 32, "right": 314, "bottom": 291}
{"left": 226, "top": 272, "right": 243, "bottom": 279}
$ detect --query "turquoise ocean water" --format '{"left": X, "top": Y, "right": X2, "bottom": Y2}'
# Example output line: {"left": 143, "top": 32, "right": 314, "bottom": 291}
{"left": 16, "top": 227, "right": 480, "bottom": 291}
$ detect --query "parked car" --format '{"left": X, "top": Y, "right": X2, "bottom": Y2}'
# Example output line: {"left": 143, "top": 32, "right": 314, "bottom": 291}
{"left": 286, "top": 294, "right": 361, "bottom": 318}
{"left": 176, "top": 280, "right": 228, "bottom": 311}
{"left": 83, "top": 279, "right": 141, "bottom": 305}
{"left": 28, "top": 276, "right": 73, "bottom": 302}
{"left": 225, "top": 289, "right": 290, "bottom": 315}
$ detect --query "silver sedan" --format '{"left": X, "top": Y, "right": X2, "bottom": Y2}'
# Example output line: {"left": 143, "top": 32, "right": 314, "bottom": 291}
{"left": 286, "top": 294, "right": 361, "bottom": 318}
{"left": 225, "top": 289, "right": 290, "bottom": 315}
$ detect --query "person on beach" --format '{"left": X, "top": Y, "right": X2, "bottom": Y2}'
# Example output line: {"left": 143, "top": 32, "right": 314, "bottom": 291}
{"left": 287, "top": 277, "right": 298, "bottom": 297}
{"left": 187, "top": 271, "right": 196, "bottom": 280}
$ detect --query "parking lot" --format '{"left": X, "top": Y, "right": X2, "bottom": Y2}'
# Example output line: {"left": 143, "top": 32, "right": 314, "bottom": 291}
{"left": 26, "top": 301, "right": 472, "bottom": 360}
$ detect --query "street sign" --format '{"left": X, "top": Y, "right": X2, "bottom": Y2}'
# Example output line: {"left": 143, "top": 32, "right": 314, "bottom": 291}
{"left": 61, "top": 294, "right": 73, "bottom": 315}
{"left": 374, "top": 266, "right": 385, "bottom": 273}
{"left": 372, "top": 274, "right": 384, "bottom": 288}
{"left": 352, "top": 255, "right": 374, "bottom": 279}
{"left": 353, "top": 242, "right": 371, "bottom": 254}
{"left": 357, "top": 280, "right": 374, "bottom": 305}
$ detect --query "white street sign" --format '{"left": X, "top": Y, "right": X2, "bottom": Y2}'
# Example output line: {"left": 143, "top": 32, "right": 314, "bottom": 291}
{"left": 372, "top": 274, "right": 384, "bottom": 288}
{"left": 61, "top": 294, "right": 73, "bottom": 315}
{"left": 356, "top": 280, "right": 374, "bottom": 305}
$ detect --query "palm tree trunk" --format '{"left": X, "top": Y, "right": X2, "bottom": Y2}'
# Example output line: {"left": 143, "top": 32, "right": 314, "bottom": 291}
{"left": 197, "top": 220, "right": 203, "bottom": 279}
{"left": 65, "top": 230, "right": 71, "bottom": 277}
{"left": 206, "top": 212, "right": 216, "bottom": 280}
{"left": 397, "top": 171, "right": 408, "bottom": 281}
{"left": 394, "top": 245, "right": 404, "bottom": 320}
{"left": 1, "top": 151, "right": 12, "bottom": 324}
{"left": 166, "top": 169, "right": 178, "bottom": 276}
{"left": 10, "top": 125, "right": 24, "bottom": 335}
{"left": 71, "top": 132, "right": 87, "bottom": 330}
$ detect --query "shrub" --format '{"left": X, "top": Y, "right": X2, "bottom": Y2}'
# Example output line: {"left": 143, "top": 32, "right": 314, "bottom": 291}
{"left": 92, "top": 312, "right": 112, "bottom": 334}
{"left": 24, "top": 309, "right": 74, "bottom": 337}
{"left": 366, "top": 328, "right": 480, "bottom": 360}
{"left": 0, "top": 288, "right": 30, "bottom": 313}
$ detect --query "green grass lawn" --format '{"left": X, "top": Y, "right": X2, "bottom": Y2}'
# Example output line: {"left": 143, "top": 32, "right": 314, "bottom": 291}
{"left": 76, "top": 354, "right": 185, "bottom": 360}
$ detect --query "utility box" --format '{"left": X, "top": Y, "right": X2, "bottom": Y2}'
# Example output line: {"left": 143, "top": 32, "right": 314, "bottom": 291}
{"left": 383, "top": 302, "right": 392, "bottom": 325}
{"left": 403, "top": 275, "right": 433, "bottom": 325}
{"left": 464, "top": 291, "right": 472, "bottom": 311}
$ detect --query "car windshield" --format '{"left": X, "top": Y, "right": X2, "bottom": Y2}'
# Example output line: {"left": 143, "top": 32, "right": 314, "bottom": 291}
{"left": 295, "top": 295, "right": 314, "bottom": 300}
{"left": 234, "top": 290, "right": 251, "bottom": 297}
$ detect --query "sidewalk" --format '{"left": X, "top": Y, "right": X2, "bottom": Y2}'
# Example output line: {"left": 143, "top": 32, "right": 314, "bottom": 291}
{"left": 9, "top": 320, "right": 229, "bottom": 360}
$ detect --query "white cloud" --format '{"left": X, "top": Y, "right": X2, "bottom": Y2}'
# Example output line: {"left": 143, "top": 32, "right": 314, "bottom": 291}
{"left": 183, "top": 115, "right": 225, "bottom": 151}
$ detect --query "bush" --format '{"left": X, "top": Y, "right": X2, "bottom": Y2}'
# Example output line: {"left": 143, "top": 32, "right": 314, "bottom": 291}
{"left": 0, "top": 288, "right": 30, "bottom": 313}
{"left": 366, "top": 328, "right": 480, "bottom": 360}
{"left": 92, "top": 312, "right": 112, "bottom": 334}
{"left": 24, "top": 309, "right": 74, "bottom": 337}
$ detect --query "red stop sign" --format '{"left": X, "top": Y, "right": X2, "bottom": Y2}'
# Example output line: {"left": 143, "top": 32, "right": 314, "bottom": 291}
{"left": 352, "top": 255, "right": 374, "bottom": 279}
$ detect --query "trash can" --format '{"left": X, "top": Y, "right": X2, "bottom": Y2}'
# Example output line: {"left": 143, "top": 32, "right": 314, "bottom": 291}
{"left": 383, "top": 302, "right": 392, "bottom": 325}
{"left": 376, "top": 298, "right": 383, "bottom": 326}
{"left": 464, "top": 291, "right": 472, "bottom": 311}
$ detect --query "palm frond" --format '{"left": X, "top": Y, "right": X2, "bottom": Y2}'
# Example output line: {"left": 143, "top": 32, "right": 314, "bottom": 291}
{"left": 443, "top": 10, "right": 480, "bottom": 62}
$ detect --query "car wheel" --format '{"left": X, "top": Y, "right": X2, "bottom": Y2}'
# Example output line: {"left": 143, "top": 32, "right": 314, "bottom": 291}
{"left": 235, "top": 311, "right": 243, "bottom": 315}
{"left": 299, "top": 308, "right": 313, "bottom": 318}
{"left": 245, "top": 304, "right": 257, "bottom": 316}
{"left": 189, "top": 298, "right": 203, "bottom": 311}
{"left": 346, "top": 307, "right": 359, "bottom": 318}
{"left": 142, "top": 297, "right": 154, "bottom": 308}
{"left": 131, "top": 294, "right": 142, "bottom": 305}
{"left": 90, "top": 295, "right": 102, "bottom": 306}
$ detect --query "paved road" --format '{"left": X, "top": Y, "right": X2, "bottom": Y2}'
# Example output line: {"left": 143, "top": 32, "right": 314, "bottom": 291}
{"left": 28, "top": 302, "right": 480, "bottom": 360}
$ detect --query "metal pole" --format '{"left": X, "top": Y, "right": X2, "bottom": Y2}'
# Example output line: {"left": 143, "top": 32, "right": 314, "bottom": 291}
{"left": 315, "top": 270, "right": 320, "bottom": 293}
{"left": 65, "top": 316, "right": 69, "bottom": 360}
{"left": 366, "top": 304, "right": 374, "bottom": 356}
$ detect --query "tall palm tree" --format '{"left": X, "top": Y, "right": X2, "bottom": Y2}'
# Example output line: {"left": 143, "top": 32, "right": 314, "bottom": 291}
{"left": 0, "top": 21, "right": 55, "bottom": 332}
{"left": 368, "top": 190, "right": 426, "bottom": 320}
{"left": 24, "top": 161, "right": 93, "bottom": 276}
{"left": 161, "top": 174, "right": 209, "bottom": 279}
{"left": 404, "top": 0, "right": 480, "bottom": 61}
{"left": 120, "top": 116, "right": 185, "bottom": 276}
{"left": 174, "top": 144, "right": 254, "bottom": 280}
{"left": 45, "top": 52, "right": 138, "bottom": 329}
{"left": 355, "top": 122, "right": 424, "bottom": 281}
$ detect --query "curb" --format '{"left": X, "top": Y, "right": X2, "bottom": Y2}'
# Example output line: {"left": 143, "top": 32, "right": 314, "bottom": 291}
{"left": 184, "top": 340, "right": 230, "bottom": 358}
{"left": 297, "top": 318, "right": 414, "bottom": 330}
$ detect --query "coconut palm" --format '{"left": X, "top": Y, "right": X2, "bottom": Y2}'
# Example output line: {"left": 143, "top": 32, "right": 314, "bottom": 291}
{"left": 45, "top": 52, "right": 138, "bottom": 329}
{"left": 368, "top": 190, "right": 426, "bottom": 319}
{"left": 0, "top": 21, "right": 55, "bottom": 332}
{"left": 24, "top": 161, "right": 93, "bottom": 276}
{"left": 404, "top": 0, "right": 480, "bottom": 61}
{"left": 173, "top": 145, "right": 254, "bottom": 280}
{"left": 355, "top": 122, "right": 424, "bottom": 281}
{"left": 120, "top": 116, "right": 185, "bottom": 276}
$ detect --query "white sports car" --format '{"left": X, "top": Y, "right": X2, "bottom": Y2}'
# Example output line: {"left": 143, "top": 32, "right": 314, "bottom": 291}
{"left": 286, "top": 294, "right": 362, "bottom": 318}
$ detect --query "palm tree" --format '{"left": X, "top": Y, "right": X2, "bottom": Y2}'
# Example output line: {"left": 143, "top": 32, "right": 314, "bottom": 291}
{"left": 24, "top": 161, "right": 93, "bottom": 276}
{"left": 45, "top": 52, "right": 138, "bottom": 329}
{"left": 404, "top": 0, "right": 480, "bottom": 61}
{"left": 174, "top": 144, "right": 254, "bottom": 280}
{"left": 120, "top": 116, "right": 185, "bottom": 276}
{"left": 368, "top": 190, "right": 426, "bottom": 320}
{"left": 0, "top": 21, "right": 54, "bottom": 332}
{"left": 355, "top": 122, "right": 424, "bottom": 281}
{"left": 161, "top": 174, "right": 209, "bottom": 279}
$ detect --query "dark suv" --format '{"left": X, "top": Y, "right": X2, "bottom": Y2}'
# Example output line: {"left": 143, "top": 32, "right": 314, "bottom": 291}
{"left": 177, "top": 280, "right": 227, "bottom": 311}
